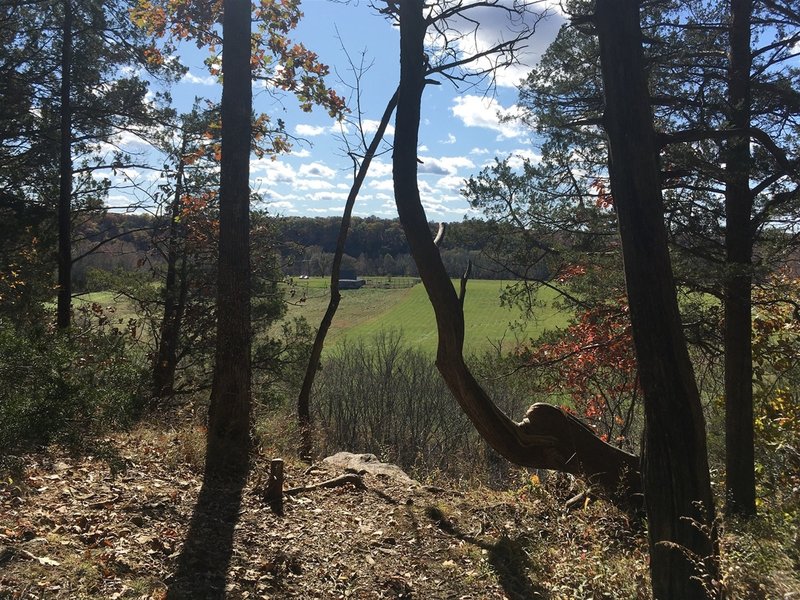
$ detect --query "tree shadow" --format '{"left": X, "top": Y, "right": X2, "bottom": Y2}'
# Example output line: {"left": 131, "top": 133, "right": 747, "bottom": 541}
{"left": 426, "top": 506, "right": 549, "bottom": 600}
{"left": 166, "top": 471, "right": 248, "bottom": 599}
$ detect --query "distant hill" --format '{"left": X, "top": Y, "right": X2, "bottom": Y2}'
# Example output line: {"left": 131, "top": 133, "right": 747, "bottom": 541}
{"left": 275, "top": 215, "right": 546, "bottom": 280}
{"left": 75, "top": 213, "right": 548, "bottom": 287}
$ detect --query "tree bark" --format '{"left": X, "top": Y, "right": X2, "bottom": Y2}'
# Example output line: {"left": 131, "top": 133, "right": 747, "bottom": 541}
{"left": 57, "top": 0, "right": 73, "bottom": 330}
{"left": 205, "top": 0, "right": 252, "bottom": 479}
{"left": 724, "top": 0, "right": 756, "bottom": 517}
{"left": 594, "top": 0, "right": 719, "bottom": 597}
{"left": 153, "top": 140, "right": 188, "bottom": 401}
{"left": 392, "top": 0, "right": 641, "bottom": 507}
{"left": 296, "top": 90, "right": 399, "bottom": 458}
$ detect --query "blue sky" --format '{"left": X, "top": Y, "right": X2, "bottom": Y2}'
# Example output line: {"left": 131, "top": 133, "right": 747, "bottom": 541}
{"left": 106, "top": 0, "right": 566, "bottom": 220}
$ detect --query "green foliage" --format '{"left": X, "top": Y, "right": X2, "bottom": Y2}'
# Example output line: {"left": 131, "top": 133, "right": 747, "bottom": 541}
{"left": 253, "top": 317, "right": 314, "bottom": 409}
{"left": 0, "top": 320, "right": 148, "bottom": 455}
{"left": 0, "top": 193, "right": 54, "bottom": 324}
{"left": 750, "top": 273, "right": 800, "bottom": 516}
{"left": 722, "top": 513, "right": 800, "bottom": 598}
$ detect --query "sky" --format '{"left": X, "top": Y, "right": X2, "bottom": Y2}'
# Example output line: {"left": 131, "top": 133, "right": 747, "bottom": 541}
{"left": 108, "top": 0, "right": 567, "bottom": 221}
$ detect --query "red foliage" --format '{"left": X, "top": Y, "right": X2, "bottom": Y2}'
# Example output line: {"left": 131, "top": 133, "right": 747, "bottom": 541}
{"left": 524, "top": 295, "right": 640, "bottom": 445}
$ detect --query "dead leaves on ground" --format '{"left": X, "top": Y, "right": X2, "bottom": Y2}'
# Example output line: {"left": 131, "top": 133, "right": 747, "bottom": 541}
{"left": 0, "top": 425, "right": 647, "bottom": 599}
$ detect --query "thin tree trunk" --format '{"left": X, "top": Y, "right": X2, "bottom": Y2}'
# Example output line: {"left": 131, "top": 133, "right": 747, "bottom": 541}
{"left": 206, "top": 0, "right": 252, "bottom": 478}
{"left": 724, "top": 0, "right": 756, "bottom": 517}
{"left": 57, "top": 0, "right": 73, "bottom": 329}
{"left": 392, "top": 0, "right": 641, "bottom": 508}
{"left": 594, "top": 0, "right": 719, "bottom": 597}
{"left": 297, "top": 90, "right": 399, "bottom": 458}
{"left": 153, "top": 136, "right": 188, "bottom": 400}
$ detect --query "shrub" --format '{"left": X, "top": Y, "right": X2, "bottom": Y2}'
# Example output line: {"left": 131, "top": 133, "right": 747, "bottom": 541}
{"left": 0, "top": 320, "right": 149, "bottom": 454}
{"left": 312, "top": 331, "right": 536, "bottom": 482}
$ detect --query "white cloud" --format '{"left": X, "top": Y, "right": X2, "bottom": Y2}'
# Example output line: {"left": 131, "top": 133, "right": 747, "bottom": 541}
{"left": 261, "top": 189, "right": 300, "bottom": 203}
{"left": 265, "top": 200, "right": 296, "bottom": 211}
{"left": 436, "top": 175, "right": 467, "bottom": 191}
{"left": 308, "top": 191, "right": 348, "bottom": 203}
{"left": 432, "top": 2, "right": 566, "bottom": 88}
{"left": 370, "top": 178, "right": 395, "bottom": 192}
{"left": 90, "top": 129, "right": 150, "bottom": 156}
{"left": 377, "top": 198, "right": 398, "bottom": 215}
{"left": 506, "top": 149, "right": 542, "bottom": 169}
{"left": 295, "top": 179, "right": 336, "bottom": 191}
{"left": 299, "top": 162, "right": 336, "bottom": 179}
{"left": 440, "top": 133, "right": 457, "bottom": 145}
{"left": 451, "top": 95, "right": 527, "bottom": 140}
{"left": 118, "top": 167, "right": 141, "bottom": 180}
{"left": 181, "top": 71, "right": 218, "bottom": 86}
{"left": 420, "top": 195, "right": 464, "bottom": 217}
{"left": 105, "top": 194, "right": 133, "bottom": 209}
{"left": 470, "top": 147, "right": 490, "bottom": 155}
{"left": 361, "top": 119, "right": 396, "bottom": 137}
{"left": 417, "top": 180, "right": 437, "bottom": 197}
{"left": 115, "top": 130, "right": 149, "bottom": 148}
{"left": 295, "top": 124, "right": 327, "bottom": 137}
{"left": 418, "top": 155, "right": 475, "bottom": 176}
{"left": 367, "top": 161, "right": 393, "bottom": 178}
{"left": 251, "top": 159, "right": 297, "bottom": 185}
{"left": 418, "top": 145, "right": 429, "bottom": 152}
{"left": 307, "top": 206, "right": 345, "bottom": 214}
{"left": 291, "top": 148, "right": 311, "bottom": 158}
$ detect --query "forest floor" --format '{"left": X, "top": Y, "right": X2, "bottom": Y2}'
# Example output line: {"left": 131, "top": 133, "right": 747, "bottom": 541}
{"left": 0, "top": 411, "right": 796, "bottom": 599}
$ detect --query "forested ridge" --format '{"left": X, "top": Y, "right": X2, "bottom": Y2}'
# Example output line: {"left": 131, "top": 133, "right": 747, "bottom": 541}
{"left": 2, "top": 0, "right": 799, "bottom": 598}
{"left": 70, "top": 213, "right": 545, "bottom": 282}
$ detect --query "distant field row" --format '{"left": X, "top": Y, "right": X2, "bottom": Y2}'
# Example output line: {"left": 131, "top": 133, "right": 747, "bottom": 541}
{"left": 69, "top": 279, "right": 571, "bottom": 356}
{"left": 284, "top": 277, "right": 569, "bottom": 355}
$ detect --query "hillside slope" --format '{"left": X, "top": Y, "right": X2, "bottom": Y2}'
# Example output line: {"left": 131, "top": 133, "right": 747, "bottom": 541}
{"left": 0, "top": 417, "right": 649, "bottom": 599}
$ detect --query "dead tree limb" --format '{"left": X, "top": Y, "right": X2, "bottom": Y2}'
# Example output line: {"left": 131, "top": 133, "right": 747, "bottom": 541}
{"left": 296, "top": 88, "right": 399, "bottom": 458}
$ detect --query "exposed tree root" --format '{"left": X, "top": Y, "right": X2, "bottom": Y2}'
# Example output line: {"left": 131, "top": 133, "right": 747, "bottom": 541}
{"left": 285, "top": 473, "right": 367, "bottom": 496}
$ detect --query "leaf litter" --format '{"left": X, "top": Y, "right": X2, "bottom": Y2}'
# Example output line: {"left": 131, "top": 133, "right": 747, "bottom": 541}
{"left": 0, "top": 418, "right": 649, "bottom": 599}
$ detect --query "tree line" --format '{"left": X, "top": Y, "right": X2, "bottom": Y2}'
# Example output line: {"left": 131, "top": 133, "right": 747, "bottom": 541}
{"left": 63, "top": 212, "right": 550, "bottom": 281}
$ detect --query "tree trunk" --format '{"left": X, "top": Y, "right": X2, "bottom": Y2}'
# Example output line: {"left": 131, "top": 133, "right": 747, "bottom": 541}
{"left": 153, "top": 142, "right": 188, "bottom": 401}
{"left": 392, "top": 0, "right": 641, "bottom": 508}
{"left": 205, "top": 0, "right": 252, "bottom": 479}
{"left": 296, "top": 89, "right": 398, "bottom": 458}
{"left": 57, "top": 0, "right": 73, "bottom": 330}
{"left": 724, "top": 0, "right": 756, "bottom": 517}
{"left": 594, "top": 0, "right": 719, "bottom": 597}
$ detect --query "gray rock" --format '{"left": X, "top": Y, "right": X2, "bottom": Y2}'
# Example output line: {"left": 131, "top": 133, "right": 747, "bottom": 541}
{"left": 322, "top": 452, "right": 419, "bottom": 487}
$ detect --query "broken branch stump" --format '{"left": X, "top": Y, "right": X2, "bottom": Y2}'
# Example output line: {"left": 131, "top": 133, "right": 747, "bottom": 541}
{"left": 265, "top": 458, "right": 284, "bottom": 515}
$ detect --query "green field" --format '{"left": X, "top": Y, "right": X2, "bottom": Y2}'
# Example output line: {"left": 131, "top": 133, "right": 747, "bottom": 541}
{"left": 62, "top": 279, "right": 570, "bottom": 355}
{"left": 46, "top": 291, "right": 141, "bottom": 325}
{"left": 285, "top": 278, "right": 570, "bottom": 355}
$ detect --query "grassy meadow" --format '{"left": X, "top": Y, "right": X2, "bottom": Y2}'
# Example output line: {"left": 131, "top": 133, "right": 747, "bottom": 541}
{"left": 285, "top": 277, "right": 569, "bottom": 355}
{"left": 63, "top": 279, "right": 570, "bottom": 355}
{"left": 54, "top": 291, "right": 142, "bottom": 325}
